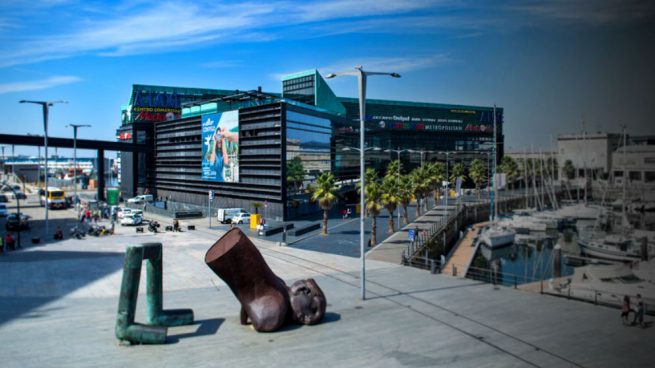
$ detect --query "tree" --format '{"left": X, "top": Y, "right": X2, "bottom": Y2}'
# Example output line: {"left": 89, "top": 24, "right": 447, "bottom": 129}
{"left": 381, "top": 175, "right": 400, "bottom": 234}
{"left": 562, "top": 160, "right": 575, "bottom": 181}
{"left": 286, "top": 156, "right": 305, "bottom": 191}
{"left": 469, "top": 159, "right": 486, "bottom": 199}
{"left": 252, "top": 202, "right": 263, "bottom": 214}
{"left": 362, "top": 168, "right": 383, "bottom": 246}
{"left": 385, "top": 159, "right": 401, "bottom": 179}
{"left": 449, "top": 162, "right": 466, "bottom": 192}
{"left": 311, "top": 172, "right": 338, "bottom": 235}
{"left": 499, "top": 156, "right": 519, "bottom": 190}
{"left": 410, "top": 165, "right": 430, "bottom": 217}
{"left": 397, "top": 175, "right": 413, "bottom": 225}
{"left": 427, "top": 162, "right": 445, "bottom": 210}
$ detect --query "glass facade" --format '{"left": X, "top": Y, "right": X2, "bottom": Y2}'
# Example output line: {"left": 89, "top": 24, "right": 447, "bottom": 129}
{"left": 285, "top": 109, "right": 334, "bottom": 219}
{"left": 282, "top": 75, "right": 315, "bottom": 105}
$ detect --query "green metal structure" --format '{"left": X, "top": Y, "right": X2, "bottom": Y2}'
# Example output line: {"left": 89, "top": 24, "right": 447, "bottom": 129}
{"left": 115, "top": 242, "right": 194, "bottom": 344}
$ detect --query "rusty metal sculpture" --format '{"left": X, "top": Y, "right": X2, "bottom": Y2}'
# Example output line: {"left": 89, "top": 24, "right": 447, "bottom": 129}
{"left": 115, "top": 243, "right": 194, "bottom": 344}
{"left": 205, "top": 228, "right": 326, "bottom": 332}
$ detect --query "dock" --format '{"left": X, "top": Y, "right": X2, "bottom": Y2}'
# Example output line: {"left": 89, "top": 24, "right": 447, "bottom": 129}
{"left": 441, "top": 221, "right": 488, "bottom": 276}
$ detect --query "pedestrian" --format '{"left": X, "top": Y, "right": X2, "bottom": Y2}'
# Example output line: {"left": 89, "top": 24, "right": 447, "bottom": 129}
{"left": 5, "top": 233, "right": 15, "bottom": 251}
{"left": 347, "top": 208, "right": 351, "bottom": 218}
{"left": 342, "top": 209, "right": 346, "bottom": 220}
{"left": 621, "top": 295, "right": 631, "bottom": 324}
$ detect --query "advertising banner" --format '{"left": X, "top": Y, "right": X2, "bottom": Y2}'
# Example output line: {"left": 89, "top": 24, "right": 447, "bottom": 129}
{"left": 201, "top": 110, "right": 239, "bottom": 182}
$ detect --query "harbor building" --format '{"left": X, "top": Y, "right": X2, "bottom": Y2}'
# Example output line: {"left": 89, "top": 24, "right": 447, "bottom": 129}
{"left": 117, "top": 70, "right": 504, "bottom": 220}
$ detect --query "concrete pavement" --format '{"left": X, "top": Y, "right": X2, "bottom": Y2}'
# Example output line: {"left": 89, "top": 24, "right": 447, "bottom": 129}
{"left": 1, "top": 217, "right": 653, "bottom": 367}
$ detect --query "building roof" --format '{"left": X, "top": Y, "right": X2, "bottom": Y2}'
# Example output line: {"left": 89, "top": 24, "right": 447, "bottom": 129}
{"left": 337, "top": 97, "right": 501, "bottom": 112}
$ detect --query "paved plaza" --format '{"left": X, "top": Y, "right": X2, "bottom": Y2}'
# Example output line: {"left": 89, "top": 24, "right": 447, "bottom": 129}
{"left": 0, "top": 193, "right": 653, "bottom": 367}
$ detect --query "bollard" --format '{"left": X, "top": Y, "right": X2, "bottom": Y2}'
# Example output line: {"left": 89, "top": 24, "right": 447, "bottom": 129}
{"left": 553, "top": 243, "right": 562, "bottom": 278}
{"left": 115, "top": 243, "right": 194, "bottom": 344}
{"left": 430, "top": 260, "right": 436, "bottom": 274}
{"left": 452, "top": 265, "right": 457, "bottom": 277}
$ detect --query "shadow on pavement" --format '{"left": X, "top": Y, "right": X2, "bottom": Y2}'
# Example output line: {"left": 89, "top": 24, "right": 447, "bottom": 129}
{"left": 0, "top": 250, "right": 124, "bottom": 327}
{"left": 167, "top": 318, "right": 224, "bottom": 343}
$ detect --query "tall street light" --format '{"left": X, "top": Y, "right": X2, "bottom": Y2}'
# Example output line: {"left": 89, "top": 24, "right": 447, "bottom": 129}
{"left": 67, "top": 124, "right": 91, "bottom": 218}
{"left": 384, "top": 147, "right": 410, "bottom": 226}
{"left": 327, "top": 66, "right": 400, "bottom": 300}
{"left": 19, "top": 100, "right": 67, "bottom": 236}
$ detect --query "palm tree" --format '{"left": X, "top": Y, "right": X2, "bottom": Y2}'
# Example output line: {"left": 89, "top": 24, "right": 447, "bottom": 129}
{"left": 449, "top": 162, "right": 466, "bottom": 193}
{"left": 362, "top": 168, "right": 383, "bottom": 246}
{"left": 252, "top": 202, "right": 263, "bottom": 214}
{"left": 499, "top": 156, "right": 519, "bottom": 190}
{"left": 311, "top": 172, "right": 338, "bottom": 235}
{"left": 469, "top": 158, "right": 486, "bottom": 199}
{"left": 410, "top": 166, "right": 429, "bottom": 217}
{"left": 397, "top": 175, "right": 413, "bottom": 225}
{"left": 381, "top": 175, "right": 400, "bottom": 234}
{"left": 426, "top": 162, "right": 445, "bottom": 210}
{"left": 385, "top": 159, "right": 400, "bottom": 179}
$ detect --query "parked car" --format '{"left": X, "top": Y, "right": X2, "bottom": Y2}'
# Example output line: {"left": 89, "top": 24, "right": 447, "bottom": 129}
{"left": 127, "top": 194, "right": 153, "bottom": 204}
{"left": 5, "top": 213, "right": 30, "bottom": 231}
{"left": 0, "top": 204, "right": 7, "bottom": 217}
{"left": 118, "top": 207, "right": 132, "bottom": 219}
{"left": 0, "top": 194, "right": 8, "bottom": 203}
{"left": 121, "top": 213, "right": 143, "bottom": 226}
{"left": 231, "top": 212, "right": 251, "bottom": 225}
{"left": 12, "top": 191, "right": 27, "bottom": 200}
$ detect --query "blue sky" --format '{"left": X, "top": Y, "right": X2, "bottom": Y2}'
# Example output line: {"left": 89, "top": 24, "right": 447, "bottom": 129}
{"left": 1, "top": 0, "right": 654, "bottom": 156}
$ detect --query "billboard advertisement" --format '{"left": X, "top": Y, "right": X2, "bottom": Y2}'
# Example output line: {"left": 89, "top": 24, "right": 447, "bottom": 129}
{"left": 201, "top": 110, "right": 239, "bottom": 182}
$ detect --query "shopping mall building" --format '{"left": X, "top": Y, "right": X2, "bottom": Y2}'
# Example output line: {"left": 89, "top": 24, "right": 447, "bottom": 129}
{"left": 117, "top": 70, "right": 504, "bottom": 220}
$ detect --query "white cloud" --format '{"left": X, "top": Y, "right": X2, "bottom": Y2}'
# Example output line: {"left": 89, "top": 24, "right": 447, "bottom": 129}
{"left": 0, "top": 0, "right": 439, "bottom": 68}
{"left": 271, "top": 53, "right": 452, "bottom": 81}
{"left": 0, "top": 76, "right": 81, "bottom": 94}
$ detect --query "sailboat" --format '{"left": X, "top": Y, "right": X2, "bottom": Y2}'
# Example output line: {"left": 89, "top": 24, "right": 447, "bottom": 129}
{"left": 479, "top": 105, "right": 516, "bottom": 249}
{"left": 576, "top": 126, "right": 646, "bottom": 262}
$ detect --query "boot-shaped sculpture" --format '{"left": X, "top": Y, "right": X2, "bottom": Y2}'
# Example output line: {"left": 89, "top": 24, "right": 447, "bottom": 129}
{"left": 205, "top": 228, "right": 327, "bottom": 332}
{"left": 205, "top": 228, "right": 290, "bottom": 332}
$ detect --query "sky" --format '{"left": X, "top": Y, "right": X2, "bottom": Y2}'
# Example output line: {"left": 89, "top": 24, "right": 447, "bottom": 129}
{"left": 1, "top": 0, "right": 654, "bottom": 157}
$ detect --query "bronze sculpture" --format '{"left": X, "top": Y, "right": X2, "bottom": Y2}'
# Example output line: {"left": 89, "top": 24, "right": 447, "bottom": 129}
{"left": 205, "top": 228, "right": 326, "bottom": 332}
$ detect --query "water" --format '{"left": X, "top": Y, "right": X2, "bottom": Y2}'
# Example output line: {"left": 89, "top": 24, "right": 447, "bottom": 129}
{"left": 470, "top": 229, "right": 579, "bottom": 286}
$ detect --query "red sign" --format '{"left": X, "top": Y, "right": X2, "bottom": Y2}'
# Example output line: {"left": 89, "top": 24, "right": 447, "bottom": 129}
{"left": 464, "top": 124, "right": 493, "bottom": 132}
{"left": 118, "top": 132, "right": 133, "bottom": 141}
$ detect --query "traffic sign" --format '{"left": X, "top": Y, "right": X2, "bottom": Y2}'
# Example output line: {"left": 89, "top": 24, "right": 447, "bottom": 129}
{"left": 208, "top": 190, "right": 214, "bottom": 201}
{"left": 408, "top": 229, "right": 415, "bottom": 241}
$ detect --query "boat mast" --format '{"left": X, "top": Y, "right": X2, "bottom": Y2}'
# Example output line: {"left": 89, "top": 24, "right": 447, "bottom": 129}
{"left": 582, "top": 117, "right": 588, "bottom": 205}
{"left": 491, "top": 105, "right": 497, "bottom": 222}
{"left": 524, "top": 150, "right": 529, "bottom": 208}
{"left": 622, "top": 125, "right": 627, "bottom": 229}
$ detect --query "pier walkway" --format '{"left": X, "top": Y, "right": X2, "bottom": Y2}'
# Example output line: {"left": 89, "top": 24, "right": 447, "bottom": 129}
{"left": 367, "top": 205, "right": 456, "bottom": 264}
{"left": 442, "top": 221, "right": 488, "bottom": 276}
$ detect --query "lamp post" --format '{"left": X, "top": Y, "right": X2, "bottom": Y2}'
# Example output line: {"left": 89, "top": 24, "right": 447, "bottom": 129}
{"left": 67, "top": 124, "right": 91, "bottom": 218}
{"left": 19, "top": 99, "right": 67, "bottom": 236}
{"left": 327, "top": 66, "right": 400, "bottom": 300}
{"left": 384, "top": 147, "right": 410, "bottom": 226}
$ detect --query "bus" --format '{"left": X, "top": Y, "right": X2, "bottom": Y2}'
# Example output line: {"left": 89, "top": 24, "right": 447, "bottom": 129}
{"left": 40, "top": 187, "right": 67, "bottom": 209}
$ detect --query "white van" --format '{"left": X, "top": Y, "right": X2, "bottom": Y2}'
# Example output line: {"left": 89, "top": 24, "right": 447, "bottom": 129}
{"left": 127, "top": 194, "right": 153, "bottom": 204}
{"left": 217, "top": 208, "right": 246, "bottom": 224}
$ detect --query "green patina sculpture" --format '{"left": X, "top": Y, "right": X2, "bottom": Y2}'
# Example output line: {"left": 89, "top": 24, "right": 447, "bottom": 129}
{"left": 115, "top": 242, "right": 194, "bottom": 344}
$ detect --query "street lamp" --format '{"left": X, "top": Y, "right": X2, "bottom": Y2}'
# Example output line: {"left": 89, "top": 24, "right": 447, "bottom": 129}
{"left": 384, "top": 147, "right": 411, "bottom": 226}
{"left": 66, "top": 124, "right": 91, "bottom": 218}
{"left": 327, "top": 66, "right": 400, "bottom": 300}
{"left": 19, "top": 99, "right": 67, "bottom": 236}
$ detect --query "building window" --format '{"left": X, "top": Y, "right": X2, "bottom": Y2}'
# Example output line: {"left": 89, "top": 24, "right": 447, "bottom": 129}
{"left": 644, "top": 172, "right": 655, "bottom": 183}
{"left": 629, "top": 171, "right": 642, "bottom": 182}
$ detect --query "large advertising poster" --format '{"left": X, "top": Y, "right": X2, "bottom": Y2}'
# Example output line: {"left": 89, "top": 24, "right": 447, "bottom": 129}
{"left": 201, "top": 110, "right": 239, "bottom": 182}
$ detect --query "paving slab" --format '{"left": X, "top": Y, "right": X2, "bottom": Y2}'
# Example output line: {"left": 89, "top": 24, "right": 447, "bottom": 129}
{"left": 0, "top": 224, "right": 653, "bottom": 368}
